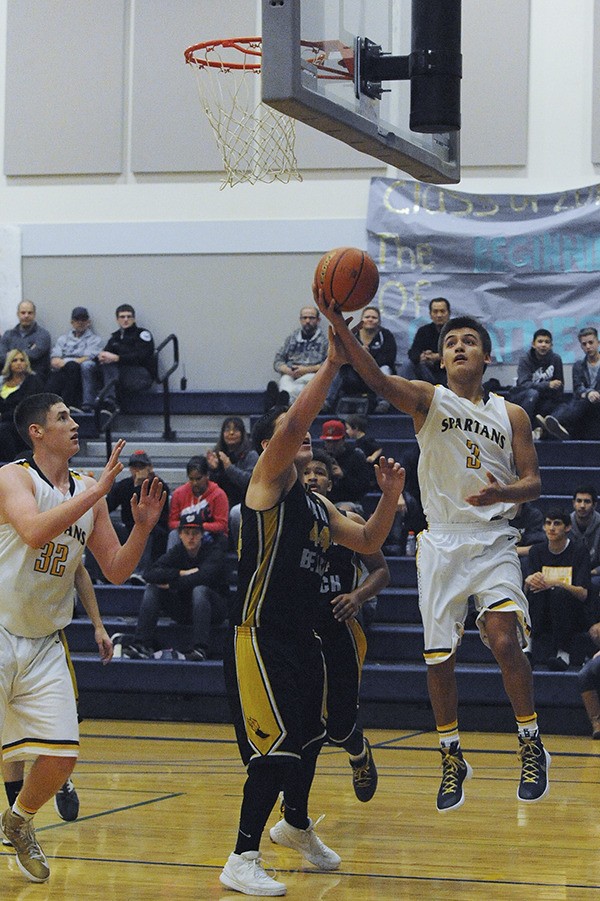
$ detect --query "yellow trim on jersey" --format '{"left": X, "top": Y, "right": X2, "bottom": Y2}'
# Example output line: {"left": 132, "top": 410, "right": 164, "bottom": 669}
{"left": 235, "top": 625, "right": 286, "bottom": 756}
{"left": 59, "top": 629, "right": 79, "bottom": 702}
{"left": 241, "top": 506, "right": 284, "bottom": 627}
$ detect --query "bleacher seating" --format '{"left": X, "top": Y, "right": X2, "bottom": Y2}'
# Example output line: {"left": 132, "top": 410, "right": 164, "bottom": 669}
{"left": 69, "top": 394, "right": 594, "bottom": 735}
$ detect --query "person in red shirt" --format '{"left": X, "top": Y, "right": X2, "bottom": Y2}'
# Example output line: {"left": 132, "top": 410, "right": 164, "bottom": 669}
{"left": 168, "top": 455, "right": 229, "bottom": 547}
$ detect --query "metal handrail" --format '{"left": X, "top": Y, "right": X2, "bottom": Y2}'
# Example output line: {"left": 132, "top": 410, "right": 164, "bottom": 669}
{"left": 155, "top": 334, "right": 180, "bottom": 441}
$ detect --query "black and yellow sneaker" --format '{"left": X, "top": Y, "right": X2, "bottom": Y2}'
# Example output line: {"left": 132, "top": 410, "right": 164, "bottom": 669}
{"left": 436, "top": 741, "right": 473, "bottom": 812}
{"left": 350, "top": 738, "right": 378, "bottom": 802}
{"left": 517, "top": 734, "right": 550, "bottom": 801}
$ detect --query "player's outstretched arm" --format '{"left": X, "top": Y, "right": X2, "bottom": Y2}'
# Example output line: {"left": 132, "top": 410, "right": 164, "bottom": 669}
{"left": 74, "top": 562, "right": 113, "bottom": 663}
{"left": 0, "top": 439, "right": 128, "bottom": 549}
{"left": 249, "top": 327, "right": 346, "bottom": 507}
{"left": 87, "top": 477, "right": 167, "bottom": 584}
{"left": 314, "top": 287, "right": 434, "bottom": 422}
{"left": 330, "top": 509, "right": 390, "bottom": 622}
{"left": 327, "top": 457, "right": 405, "bottom": 555}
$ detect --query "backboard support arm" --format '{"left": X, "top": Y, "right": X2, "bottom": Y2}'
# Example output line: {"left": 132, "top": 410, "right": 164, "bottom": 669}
{"left": 356, "top": 0, "right": 462, "bottom": 134}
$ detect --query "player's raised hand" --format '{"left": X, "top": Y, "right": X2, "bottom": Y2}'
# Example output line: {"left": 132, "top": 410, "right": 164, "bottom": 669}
{"left": 465, "top": 471, "right": 505, "bottom": 507}
{"left": 95, "top": 439, "right": 126, "bottom": 496}
{"left": 374, "top": 456, "right": 405, "bottom": 498}
{"left": 130, "top": 476, "right": 167, "bottom": 531}
{"left": 313, "top": 284, "right": 349, "bottom": 329}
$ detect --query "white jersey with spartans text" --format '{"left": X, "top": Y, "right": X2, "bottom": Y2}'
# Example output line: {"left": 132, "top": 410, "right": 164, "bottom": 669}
{"left": 417, "top": 385, "right": 520, "bottom": 525}
{"left": 0, "top": 461, "right": 94, "bottom": 638}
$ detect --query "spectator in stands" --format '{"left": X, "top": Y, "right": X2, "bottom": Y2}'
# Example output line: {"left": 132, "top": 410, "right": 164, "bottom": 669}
{"left": 570, "top": 485, "right": 600, "bottom": 572}
{"left": 266, "top": 305, "right": 328, "bottom": 408}
{"left": 206, "top": 416, "right": 258, "bottom": 546}
{"left": 537, "top": 326, "right": 600, "bottom": 439}
{"left": 0, "top": 300, "right": 51, "bottom": 381}
{"left": 344, "top": 413, "right": 382, "bottom": 485}
{"left": 96, "top": 304, "right": 155, "bottom": 413}
{"left": 509, "top": 329, "right": 564, "bottom": 434}
{"left": 0, "top": 350, "right": 44, "bottom": 462}
{"left": 106, "top": 450, "right": 170, "bottom": 584}
{"left": 320, "top": 419, "right": 371, "bottom": 505}
{"left": 525, "top": 509, "right": 591, "bottom": 670}
{"left": 403, "top": 297, "right": 451, "bottom": 385}
{"left": 168, "top": 454, "right": 229, "bottom": 548}
{"left": 323, "top": 307, "right": 397, "bottom": 413}
{"left": 45, "top": 307, "right": 104, "bottom": 413}
{"left": 123, "top": 511, "right": 229, "bottom": 661}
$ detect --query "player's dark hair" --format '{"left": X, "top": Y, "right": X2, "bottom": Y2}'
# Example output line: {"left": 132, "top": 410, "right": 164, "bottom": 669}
{"left": 429, "top": 297, "right": 451, "bottom": 314}
{"left": 578, "top": 326, "right": 598, "bottom": 340}
{"left": 533, "top": 328, "right": 552, "bottom": 342}
{"left": 14, "top": 393, "right": 63, "bottom": 446}
{"left": 544, "top": 508, "right": 571, "bottom": 527}
{"left": 573, "top": 484, "right": 598, "bottom": 504}
{"left": 309, "top": 447, "right": 335, "bottom": 481}
{"left": 438, "top": 316, "right": 492, "bottom": 356}
{"left": 252, "top": 405, "right": 288, "bottom": 454}
{"left": 186, "top": 454, "right": 209, "bottom": 476}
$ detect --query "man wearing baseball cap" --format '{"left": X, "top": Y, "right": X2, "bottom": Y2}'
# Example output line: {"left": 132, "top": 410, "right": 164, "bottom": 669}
{"left": 45, "top": 307, "right": 104, "bottom": 413}
{"left": 124, "top": 510, "right": 229, "bottom": 661}
{"left": 319, "top": 419, "right": 371, "bottom": 505}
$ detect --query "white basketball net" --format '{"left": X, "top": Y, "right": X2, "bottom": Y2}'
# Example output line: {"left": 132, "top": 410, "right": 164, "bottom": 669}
{"left": 186, "top": 39, "right": 302, "bottom": 189}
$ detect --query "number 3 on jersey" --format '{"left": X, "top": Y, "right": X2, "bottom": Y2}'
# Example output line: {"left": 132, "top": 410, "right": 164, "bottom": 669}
{"left": 34, "top": 541, "right": 69, "bottom": 577}
{"left": 466, "top": 439, "right": 481, "bottom": 469}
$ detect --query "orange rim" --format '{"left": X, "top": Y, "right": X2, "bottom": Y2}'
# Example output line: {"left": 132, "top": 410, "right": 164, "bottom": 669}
{"left": 184, "top": 36, "right": 354, "bottom": 80}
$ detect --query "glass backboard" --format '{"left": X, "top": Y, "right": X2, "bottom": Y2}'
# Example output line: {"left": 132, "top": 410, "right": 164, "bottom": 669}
{"left": 261, "top": 0, "right": 461, "bottom": 183}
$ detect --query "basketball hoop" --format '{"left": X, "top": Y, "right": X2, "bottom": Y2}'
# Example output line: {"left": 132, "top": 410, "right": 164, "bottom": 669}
{"left": 184, "top": 37, "right": 355, "bottom": 188}
{"left": 184, "top": 37, "right": 301, "bottom": 188}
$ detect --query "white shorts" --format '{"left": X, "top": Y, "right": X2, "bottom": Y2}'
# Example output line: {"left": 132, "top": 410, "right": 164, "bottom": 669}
{"left": 416, "top": 522, "right": 530, "bottom": 665}
{"left": 0, "top": 626, "right": 79, "bottom": 762}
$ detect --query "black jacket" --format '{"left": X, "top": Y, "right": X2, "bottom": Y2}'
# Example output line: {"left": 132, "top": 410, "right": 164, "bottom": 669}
{"left": 144, "top": 539, "right": 229, "bottom": 597}
{"left": 104, "top": 324, "right": 155, "bottom": 377}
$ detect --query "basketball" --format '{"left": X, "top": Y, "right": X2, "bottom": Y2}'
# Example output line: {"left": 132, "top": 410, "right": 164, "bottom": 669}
{"left": 315, "top": 247, "right": 380, "bottom": 313}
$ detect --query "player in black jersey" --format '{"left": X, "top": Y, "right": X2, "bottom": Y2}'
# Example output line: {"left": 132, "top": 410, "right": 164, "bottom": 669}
{"left": 304, "top": 448, "right": 389, "bottom": 802}
{"left": 220, "top": 329, "right": 404, "bottom": 897}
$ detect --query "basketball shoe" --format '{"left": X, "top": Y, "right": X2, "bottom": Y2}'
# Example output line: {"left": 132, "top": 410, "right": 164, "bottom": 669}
{"left": 269, "top": 815, "right": 341, "bottom": 870}
{"left": 517, "top": 734, "right": 550, "bottom": 801}
{"left": 436, "top": 741, "right": 473, "bottom": 812}
{"left": 0, "top": 808, "right": 49, "bottom": 883}
{"left": 54, "top": 779, "right": 79, "bottom": 821}
{"left": 219, "top": 850, "right": 286, "bottom": 896}
{"left": 350, "top": 738, "right": 378, "bottom": 802}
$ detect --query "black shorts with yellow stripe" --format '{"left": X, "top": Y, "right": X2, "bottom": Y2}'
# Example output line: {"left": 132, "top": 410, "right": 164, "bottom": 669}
{"left": 224, "top": 625, "right": 326, "bottom": 767}
{"left": 318, "top": 618, "right": 366, "bottom": 745}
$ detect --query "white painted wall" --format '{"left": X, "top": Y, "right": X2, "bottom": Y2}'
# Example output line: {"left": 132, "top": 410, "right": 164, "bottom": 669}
{"left": 0, "top": 0, "right": 597, "bottom": 391}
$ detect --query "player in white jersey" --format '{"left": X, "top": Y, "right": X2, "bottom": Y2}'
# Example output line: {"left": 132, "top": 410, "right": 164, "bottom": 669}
{"left": 315, "top": 300, "right": 550, "bottom": 812}
{"left": 0, "top": 393, "right": 165, "bottom": 883}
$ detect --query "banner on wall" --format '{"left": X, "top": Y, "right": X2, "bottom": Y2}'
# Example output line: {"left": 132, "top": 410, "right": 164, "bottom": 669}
{"left": 367, "top": 179, "right": 600, "bottom": 365}
{"left": 0, "top": 226, "right": 22, "bottom": 330}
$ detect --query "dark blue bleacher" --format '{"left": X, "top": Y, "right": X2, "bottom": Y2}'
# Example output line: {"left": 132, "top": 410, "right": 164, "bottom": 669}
{"left": 70, "top": 403, "right": 594, "bottom": 734}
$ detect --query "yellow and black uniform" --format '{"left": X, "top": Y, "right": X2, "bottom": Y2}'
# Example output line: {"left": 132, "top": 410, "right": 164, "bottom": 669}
{"left": 316, "top": 535, "right": 367, "bottom": 746}
{"left": 225, "top": 478, "right": 331, "bottom": 766}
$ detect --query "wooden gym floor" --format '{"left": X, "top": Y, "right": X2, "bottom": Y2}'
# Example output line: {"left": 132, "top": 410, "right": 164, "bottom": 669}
{"left": 1, "top": 720, "right": 600, "bottom": 899}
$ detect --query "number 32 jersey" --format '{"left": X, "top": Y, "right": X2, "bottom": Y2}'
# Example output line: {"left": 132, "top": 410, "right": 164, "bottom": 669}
{"left": 417, "top": 385, "right": 520, "bottom": 525}
{"left": 0, "top": 460, "right": 94, "bottom": 638}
